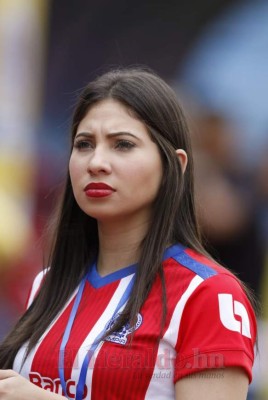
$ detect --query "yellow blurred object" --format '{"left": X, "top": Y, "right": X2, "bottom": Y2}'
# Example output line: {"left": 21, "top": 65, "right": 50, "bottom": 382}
{"left": 0, "top": 0, "right": 49, "bottom": 269}
{"left": 0, "top": 157, "right": 34, "bottom": 267}
{"left": 0, "top": 189, "right": 32, "bottom": 266}
{"left": 0, "top": 156, "right": 35, "bottom": 196}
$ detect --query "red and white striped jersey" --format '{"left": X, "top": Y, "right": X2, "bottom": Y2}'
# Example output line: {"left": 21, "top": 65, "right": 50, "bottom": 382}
{"left": 13, "top": 244, "right": 256, "bottom": 399}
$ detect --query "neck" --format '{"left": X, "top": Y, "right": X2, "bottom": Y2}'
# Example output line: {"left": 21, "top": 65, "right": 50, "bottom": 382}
{"left": 96, "top": 217, "right": 150, "bottom": 276}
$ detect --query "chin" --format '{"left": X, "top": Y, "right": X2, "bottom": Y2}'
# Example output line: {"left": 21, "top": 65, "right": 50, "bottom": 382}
{"left": 83, "top": 208, "right": 121, "bottom": 221}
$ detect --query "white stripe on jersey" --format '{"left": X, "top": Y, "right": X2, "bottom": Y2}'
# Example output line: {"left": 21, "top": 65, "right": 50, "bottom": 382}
{"left": 70, "top": 273, "right": 135, "bottom": 399}
{"left": 26, "top": 270, "right": 47, "bottom": 309}
{"left": 145, "top": 275, "right": 204, "bottom": 399}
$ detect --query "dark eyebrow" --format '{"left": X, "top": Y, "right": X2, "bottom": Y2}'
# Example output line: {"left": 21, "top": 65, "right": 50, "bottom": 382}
{"left": 75, "top": 131, "right": 141, "bottom": 141}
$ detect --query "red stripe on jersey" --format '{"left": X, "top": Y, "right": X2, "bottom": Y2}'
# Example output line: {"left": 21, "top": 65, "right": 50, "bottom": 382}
{"left": 31, "top": 280, "right": 121, "bottom": 380}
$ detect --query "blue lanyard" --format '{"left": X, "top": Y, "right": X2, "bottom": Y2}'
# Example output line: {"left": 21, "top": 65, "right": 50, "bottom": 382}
{"left": 58, "top": 273, "right": 88, "bottom": 398}
{"left": 58, "top": 268, "right": 135, "bottom": 400}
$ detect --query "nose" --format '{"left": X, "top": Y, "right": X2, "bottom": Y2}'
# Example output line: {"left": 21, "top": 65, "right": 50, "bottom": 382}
{"left": 87, "top": 147, "right": 112, "bottom": 175}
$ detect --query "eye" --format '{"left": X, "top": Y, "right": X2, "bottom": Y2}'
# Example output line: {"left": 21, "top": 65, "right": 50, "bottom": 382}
{"left": 73, "top": 139, "right": 93, "bottom": 150}
{"left": 115, "top": 140, "right": 135, "bottom": 151}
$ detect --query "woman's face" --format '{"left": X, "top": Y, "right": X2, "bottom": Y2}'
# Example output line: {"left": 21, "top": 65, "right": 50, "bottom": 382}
{"left": 69, "top": 99, "right": 163, "bottom": 224}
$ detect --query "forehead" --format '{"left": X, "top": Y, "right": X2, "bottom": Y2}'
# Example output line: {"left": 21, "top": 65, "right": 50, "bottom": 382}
{"left": 77, "top": 99, "right": 143, "bottom": 130}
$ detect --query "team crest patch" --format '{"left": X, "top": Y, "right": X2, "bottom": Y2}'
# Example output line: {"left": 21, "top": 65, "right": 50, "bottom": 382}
{"left": 105, "top": 313, "right": 143, "bottom": 345}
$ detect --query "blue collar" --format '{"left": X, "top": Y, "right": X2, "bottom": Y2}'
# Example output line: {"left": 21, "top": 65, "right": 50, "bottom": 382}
{"left": 88, "top": 243, "right": 185, "bottom": 289}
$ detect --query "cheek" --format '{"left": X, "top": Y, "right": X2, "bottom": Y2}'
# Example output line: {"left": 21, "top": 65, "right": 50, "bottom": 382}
{"left": 69, "top": 156, "right": 81, "bottom": 189}
{"left": 69, "top": 154, "right": 81, "bottom": 177}
{"left": 126, "top": 157, "right": 163, "bottom": 195}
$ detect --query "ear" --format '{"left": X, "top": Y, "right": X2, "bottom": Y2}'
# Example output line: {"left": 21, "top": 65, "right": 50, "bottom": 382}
{"left": 175, "top": 149, "right": 188, "bottom": 174}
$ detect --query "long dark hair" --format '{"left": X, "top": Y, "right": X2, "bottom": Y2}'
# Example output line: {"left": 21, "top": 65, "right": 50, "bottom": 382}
{"left": 0, "top": 67, "right": 216, "bottom": 368}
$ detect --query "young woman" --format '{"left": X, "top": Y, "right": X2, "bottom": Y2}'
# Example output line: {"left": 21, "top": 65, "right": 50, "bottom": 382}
{"left": 0, "top": 68, "right": 256, "bottom": 399}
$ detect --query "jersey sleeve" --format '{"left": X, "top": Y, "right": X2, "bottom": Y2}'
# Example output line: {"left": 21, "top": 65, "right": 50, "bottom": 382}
{"left": 174, "top": 273, "right": 257, "bottom": 383}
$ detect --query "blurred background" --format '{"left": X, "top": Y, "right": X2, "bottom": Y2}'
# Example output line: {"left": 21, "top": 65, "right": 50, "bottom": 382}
{"left": 0, "top": 0, "right": 267, "bottom": 398}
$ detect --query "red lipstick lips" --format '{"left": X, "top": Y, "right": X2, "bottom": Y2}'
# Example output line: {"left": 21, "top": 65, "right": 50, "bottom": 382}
{"left": 84, "top": 182, "right": 115, "bottom": 198}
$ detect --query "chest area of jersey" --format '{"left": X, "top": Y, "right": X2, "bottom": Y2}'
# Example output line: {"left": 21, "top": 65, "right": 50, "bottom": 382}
{"left": 27, "top": 277, "right": 180, "bottom": 398}
{"left": 31, "top": 279, "right": 166, "bottom": 370}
